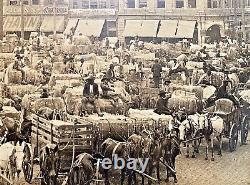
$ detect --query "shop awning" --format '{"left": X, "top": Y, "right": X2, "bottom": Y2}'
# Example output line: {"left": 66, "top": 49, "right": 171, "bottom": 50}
{"left": 124, "top": 20, "right": 143, "bottom": 37}
{"left": 175, "top": 20, "right": 196, "bottom": 38}
{"left": 74, "top": 19, "right": 105, "bottom": 37}
{"left": 124, "top": 20, "right": 159, "bottom": 37}
{"left": 64, "top": 19, "right": 78, "bottom": 35}
{"left": 40, "top": 16, "right": 65, "bottom": 32}
{"left": 140, "top": 20, "right": 159, "bottom": 37}
{"left": 4, "top": 16, "right": 40, "bottom": 32}
{"left": 157, "top": 20, "right": 178, "bottom": 38}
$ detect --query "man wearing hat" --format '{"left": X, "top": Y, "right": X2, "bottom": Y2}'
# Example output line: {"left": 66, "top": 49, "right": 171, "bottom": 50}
{"left": 216, "top": 80, "right": 240, "bottom": 107}
{"left": 82, "top": 75, "right": 103, "bottom": 117}
{"left": 154, "top": 90, "right": 171, "bottom": 115}
{"left": 106, "top": 64, "right": 116, "bottom": 81}
{"left": 151, "top": 58, "right": 162, "bottom": 88}
{"left": 163, "top": 80, "right": 172, "bottom": 94}
{"left": 13, "top": 54, "right": 26, "bottom": 84}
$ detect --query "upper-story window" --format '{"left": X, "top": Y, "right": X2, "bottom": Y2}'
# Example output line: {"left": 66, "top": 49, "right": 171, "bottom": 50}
{"left": 139, "top": 0, "right": 147, "bottom": 8}
{"left": 127, "top": 0, "right": 135, "bottom": 8}
{"left": 188, "top": 0, "right": 196, "bottom": 8}
{"left": 157, "top": 0, "right": 165, "bottom": 8}
{"left": 176, "top": 0, "right": 184, "bottom": 8}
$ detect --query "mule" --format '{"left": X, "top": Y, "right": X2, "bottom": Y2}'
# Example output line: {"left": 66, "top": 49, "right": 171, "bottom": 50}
{"left": 198, "top": 114, "right": 224, "bottom": 161}
{"left": 68, "top": 153, "right": 96, "bottom": 185}
{"left": 0, "top": 141, "right": 29, "bottom": 180}
{"left": 39, "top": 144, "right": 60, "bottom": 185}
{"left": 162, "top": 132, "right": 180, "bottom": 183}
{"left": 101, "top": 138, "right": 128, "bottom": 185}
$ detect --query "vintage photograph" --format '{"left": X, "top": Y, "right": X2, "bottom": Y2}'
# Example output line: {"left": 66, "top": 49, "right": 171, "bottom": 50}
{"left": 0, "top": 0, "right": 249, "bottom": 184}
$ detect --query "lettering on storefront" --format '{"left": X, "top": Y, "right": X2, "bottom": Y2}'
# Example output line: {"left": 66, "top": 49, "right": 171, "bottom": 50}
{"left": 43, "top": 7, "right": 68, "bottom": 15}
{"left": 70, "top": 9, "right": 115, "bottom": 17}
{"left": 4, "top": 6, "right": 43, "bottom": 15}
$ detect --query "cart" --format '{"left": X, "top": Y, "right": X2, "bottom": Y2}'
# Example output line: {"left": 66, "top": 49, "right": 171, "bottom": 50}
{"left": 213, "top": 98, "right": 248, "bottom": 152}
{"left": 22, "top": 114, "right": 93, "bottom": 184}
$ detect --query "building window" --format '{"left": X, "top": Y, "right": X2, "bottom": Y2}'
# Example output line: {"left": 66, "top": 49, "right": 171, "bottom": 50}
{"left": 9, "top": 0, "right": 18, "bottom": 5}
{"left": 176, "top": 0, "right": 184, "bottom": 8}
{"left": 127, "top": 0, "right": 135, "bottom": 8}
{"left": 157, "top": 0, "right": 165, "bottom": 8}
{"left": 207, "top": 0, "right": 212, "bottom": 8}
{"left": 188, "top": 0, "right": 196, "bottom": 8}
{"left": 23, "top": 0, "right": 29, "bottom": 4}
{"left": 32, "top": 0, "right": 39, "bottom": 5}
{"left": 100, "top": 1, "right": 107, "bottom": 8}
{"left": 90, "top": 0, "right": 97, "bottom": 9}
{"left": 139, "top": 0, "right": 147, "bottom": 8}
{"left": 82, "top": 0, "right": 89, "bottom": 9}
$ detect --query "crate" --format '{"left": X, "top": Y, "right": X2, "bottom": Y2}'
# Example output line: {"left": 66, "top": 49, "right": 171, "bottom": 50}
{"left": 31, "top": 114, "right": 93, "bottom": 171}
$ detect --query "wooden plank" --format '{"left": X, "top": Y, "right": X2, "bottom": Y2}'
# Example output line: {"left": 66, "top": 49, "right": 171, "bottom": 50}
{"left": 0, "top": 174, "right": 13, "bottom": 185}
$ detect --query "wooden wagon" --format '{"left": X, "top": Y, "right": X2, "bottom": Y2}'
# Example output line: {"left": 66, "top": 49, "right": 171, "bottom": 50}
{"left": 22, "top": 114, "right": 93, "bottom": 184}
{"left": 213, "top": 98, "right": 248, "bottom": 152}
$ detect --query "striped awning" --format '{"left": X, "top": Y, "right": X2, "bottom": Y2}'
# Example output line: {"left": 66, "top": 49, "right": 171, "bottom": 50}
{"left": 157, "top": 20, "right": 178, "bottom": 38}
{"left": 175, "top": 20, "right": 196, "bottom": 39}
{"left": 74, "top": 19, "right": 105, "bottom": 37}
{"left": 64, "top": 19, "right": 78, "bottom": 35}
{"left": 4, "top": 16, "right": 40, "bottom": 32}
{"left": 40, "top": 16, "right": 65, "bottom": 32}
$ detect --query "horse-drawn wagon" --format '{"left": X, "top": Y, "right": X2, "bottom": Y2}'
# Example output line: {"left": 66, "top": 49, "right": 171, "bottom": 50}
{"left": 212, "top": 98, "right": 248, "bottom": 152}
{"left": 22, "top": 114, "right": 93, "bottom": 184}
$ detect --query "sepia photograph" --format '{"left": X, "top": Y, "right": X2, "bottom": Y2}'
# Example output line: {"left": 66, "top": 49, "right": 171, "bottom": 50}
{"left": 0, "top": 0, "right": 249, "bottom": 184}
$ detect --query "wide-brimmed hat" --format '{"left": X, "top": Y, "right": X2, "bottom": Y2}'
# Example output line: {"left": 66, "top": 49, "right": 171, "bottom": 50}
{"left": 159, "top": 90, "right": 166, "bottom": 95}
{"left": 101, "top": 76, "right": 109, "bottom": 82}
{"left": 86, "top": 74, "right": 95, "bottom": 81}
{"left": 164, "top": 80, "right": 171, "bottom": 85}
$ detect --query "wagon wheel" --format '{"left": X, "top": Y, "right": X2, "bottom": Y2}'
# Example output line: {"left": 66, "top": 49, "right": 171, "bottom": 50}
{"left": 22, "top": 145, "right": 33, "bottom": 183}
{"left": 229, "top": 123, "right": 239, "bottom": 152}
{"left": 241, "top": 116, "right": 249, "bottom": 145}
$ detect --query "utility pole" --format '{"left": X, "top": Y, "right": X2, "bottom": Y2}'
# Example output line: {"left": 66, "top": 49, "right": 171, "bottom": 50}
{"left": 53, "top": 0, "right": 56, "bottom": 40}
{"left": 21, "top": 0, "right": 24, "bottom": 40}
{"left": 233, "top": 0, "right": 238, "bottom": 40}
{"left": 0, "top": 0, "right": 3, "bottom": 40}
{"left": 241, "top": 0, "right": 246, "bottom": 41}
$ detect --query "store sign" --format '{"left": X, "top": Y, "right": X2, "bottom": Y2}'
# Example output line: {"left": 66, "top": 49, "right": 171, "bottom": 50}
{"left": 3, "top": 5, "right": 68, "bottom": 15}
{"left": 4, "top": 6, "right": 43, "bottom": 15}
{"left": 43, "top": 6, "right": 68, "bottom": 15}
{"left": 70, "top": 9, "right": 116, "bottom": 17}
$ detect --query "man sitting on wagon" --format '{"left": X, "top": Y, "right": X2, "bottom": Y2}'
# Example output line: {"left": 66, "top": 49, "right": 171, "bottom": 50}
{"left": 217, "top": 80, "right": 240, "bottom": 108}
{"left": 154, "top": 90, "right": 172, "bottom": 115}
{"left": 81, "top": 75, "right": 104, "bottom": 117}
{"left": 13, "top": 54, "right": 26, "bottom": 84}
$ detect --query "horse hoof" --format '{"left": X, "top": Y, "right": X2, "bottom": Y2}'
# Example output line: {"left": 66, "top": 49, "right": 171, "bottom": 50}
{"left": 211, "top": 158, "right": 215, "bottom": 161}
{"left": 191, "top": 155, "right": 196, "bottom": 158}
{"left": 217, "top": 152, "right": 222, "bottom": 156}
{"left": 185, "top": 155, "right": 189, "bottom": 158}
{"left": 205, "top": 157, "right": 208, "bottom": 160}
{"left": 174, "top": 179, "right": 178, "bottom": 183}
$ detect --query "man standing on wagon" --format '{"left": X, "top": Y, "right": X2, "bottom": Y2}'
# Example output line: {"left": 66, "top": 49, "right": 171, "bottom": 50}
{"left": 151, "top": 58, "right": 162, "bottom": 88}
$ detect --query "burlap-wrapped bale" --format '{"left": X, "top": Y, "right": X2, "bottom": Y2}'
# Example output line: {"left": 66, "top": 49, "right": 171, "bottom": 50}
{"left": 186, "top": 61, "right": 203, "bottom": 70}
{"left": 128, "top": 109, "right": 173, "bottom": 129}
{"left": 64, "top": 94, "right": 82, "bottom": 116}
{"left": 0, "top": 106, "right": 20, "bottom": 120}
{"left": 215, "top": 98, "right": 235, "bottom": 114}
{"left": 52, "top": 62, "right": 66, "bottom": 74}
{"left": 239, "top": 90, "right": 250, "bottom": 105}
{"left": 33, "top": 97, "right": 65, "bottom": 113}
{"left": 7, "top": 70, "right": 22, "bottom": 84}
{"left": 53, "top": 74, "right": 82, "bottom": 81}
{"left": 168, "top": 90, "right": 202, "bottom": 114}
{"left": 0, "top": 83, "right": 7, "bottom": 97}
{"left": 169, "top": 84, "right": 203, "bottom": 100}
{"left": 191, "top": 69, "right": 204, "bottom": 85}
{"left": 203, "top": 86, "right": 217, "bottom": 100}
{"left": 6, "top": 85, "right": 37, "bottom": 97}
{"left": 23, "top": 68, "right": 44, "bottom": 85}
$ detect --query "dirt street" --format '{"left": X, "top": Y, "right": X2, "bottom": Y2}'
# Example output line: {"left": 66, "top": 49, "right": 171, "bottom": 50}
{"left": 17, "top": 135, "right": 250, "bottom": 185}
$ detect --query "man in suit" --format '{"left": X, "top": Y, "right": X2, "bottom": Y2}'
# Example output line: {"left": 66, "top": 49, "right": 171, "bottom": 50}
{"left": 82, "top": 75, "right": 103, "bottom": 117}
{"left": 151, "top": 59, "right": 162, "bottom": 88}
{"left": 154, "top": 90, "right": 171, "bottom": 115}
{"left": 106, "top": 64, "right": 116, "bottom": 81}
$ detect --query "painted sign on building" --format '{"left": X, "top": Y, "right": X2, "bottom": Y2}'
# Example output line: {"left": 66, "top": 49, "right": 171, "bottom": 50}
{"left": 3, "top": 5, "right": 43, "bottom": 15}
{"left": 43, "top": 6, "right": 68, "bottom": 14}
